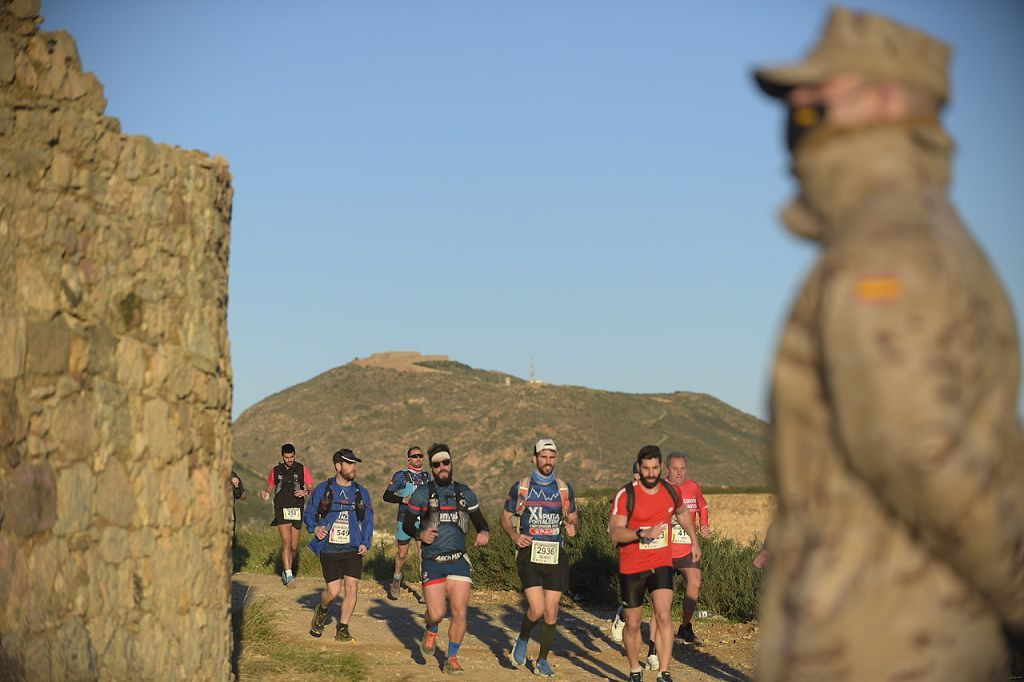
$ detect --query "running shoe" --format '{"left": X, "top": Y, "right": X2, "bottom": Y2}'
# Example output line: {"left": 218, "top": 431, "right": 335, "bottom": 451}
{"left": 657, "top": 672, "right": 674, "bottom": 682}
{"left": 335, "top": 623, "right": 353, "bottom": 642}
{"left": 282, "top": 573, "right": 295, "bottom": 588}
{"left": 646, "top": 652, "right": 660, "bottom": 671}
{"left": 534, "top": 658, "right": 554, "bottom": 677}
{"left": 610, "top": 608, "right": 625, "bottom": 643}
{"left": 387, "top": 578, "right": 401, "bottom": 601}
{"left": 677, "top": 622, "right": 699, "bottom": 645}
{"left": 511, "top": 638, "right": 528, "bottom": 668}
{"left": 443, "top": 656, "right": 465, "bottom": 674}
{"left": 628, "top": 671, "right": 644, "bottom": 682}
{"left": 309, "top": 603, "right": 328, "bottom": 638}
{"left": 421, "top": 629, "right": 438, "bottom": 655}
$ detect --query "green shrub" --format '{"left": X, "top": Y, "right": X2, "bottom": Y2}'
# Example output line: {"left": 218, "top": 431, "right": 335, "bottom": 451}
{"left": 232, "top": 525, "right": 318, "bottom": 575}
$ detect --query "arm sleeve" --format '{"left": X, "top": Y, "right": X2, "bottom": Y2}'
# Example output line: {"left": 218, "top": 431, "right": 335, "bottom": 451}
{"left": 821, "top": 242, "right": 1024, "bottom": 629}
{"left": 382, "top": 471, "right": 406, "bottom": 504}
{"left": 469, "top": 507, "right": 489, "bottom": 534}
{"left": 402, "top": 508, "right": 420, "bottom": 539}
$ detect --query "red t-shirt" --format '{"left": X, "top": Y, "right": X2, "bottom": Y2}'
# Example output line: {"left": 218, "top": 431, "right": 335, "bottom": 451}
{"left": 612, "top": 482, "right": 678, "bottom": 574}
{"left": 670, "top": 480, "right": 709, "bottom": 559}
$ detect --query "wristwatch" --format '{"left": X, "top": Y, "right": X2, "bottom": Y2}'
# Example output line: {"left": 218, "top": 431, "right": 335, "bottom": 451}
{"left": 635, "top": 528, "right": 643, "bottom": 539}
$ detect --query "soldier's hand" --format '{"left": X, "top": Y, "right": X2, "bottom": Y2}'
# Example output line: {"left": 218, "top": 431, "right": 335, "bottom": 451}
{"left": 420, "top": 528, "right": 438, "bottom": 545}
{"left": 515, "top": 533, "right": 533, "bottom": 548}
{"left": 315, "top": 526, "right": 328, "bottom": 540}
{"left": 474, "top": 530, "right": 490, "bottom": 547}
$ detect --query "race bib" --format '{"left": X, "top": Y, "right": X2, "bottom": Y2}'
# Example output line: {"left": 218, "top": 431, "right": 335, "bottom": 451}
{"left": 329, "top": 512, "right": 350, "bottom": 545}
{"left": 282, "top": 507, "right": 301, "bottom": 521}
{"left": 638, "top": 526, "right": 668, "bottom": 550}
{"left": 530, "top": 540, "right": 560, "bottom": 565}
{"left": 672, "top": 523, "right": 691, "bottom": 544}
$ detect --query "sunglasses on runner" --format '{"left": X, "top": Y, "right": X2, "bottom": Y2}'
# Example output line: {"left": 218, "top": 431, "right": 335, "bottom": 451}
{"left": 430, "top": 458, "right": 451, "bottom": 468}
{"left": 408, "top": 453, "right": 424, "bottom": 459}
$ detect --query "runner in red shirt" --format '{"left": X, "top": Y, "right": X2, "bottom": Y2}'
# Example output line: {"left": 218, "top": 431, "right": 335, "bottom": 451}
{"left": 609, "top": 446, "right": 702, "bottom": 682}
{"left": 666, "top": 451, "right": 709, "bottom": 644}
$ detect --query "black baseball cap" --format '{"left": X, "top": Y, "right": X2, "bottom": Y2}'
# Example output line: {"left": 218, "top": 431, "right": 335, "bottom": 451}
{"left": 333, "top": 448, "right": 362, "bottom": 464}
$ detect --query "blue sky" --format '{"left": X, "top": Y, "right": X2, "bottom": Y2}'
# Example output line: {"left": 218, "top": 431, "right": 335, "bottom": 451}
{"left": 41, "top": 1, "right": 1023, "bottom": 420}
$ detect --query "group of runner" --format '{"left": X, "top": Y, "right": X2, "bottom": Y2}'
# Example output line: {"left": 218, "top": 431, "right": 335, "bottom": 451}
{"left": 254, "top": 440, "right": 710, "bottom": 680}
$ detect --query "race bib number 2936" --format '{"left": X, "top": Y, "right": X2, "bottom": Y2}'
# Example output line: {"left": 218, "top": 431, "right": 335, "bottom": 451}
{"left": 530, "top": 540, "right": 560, "bottom": 565}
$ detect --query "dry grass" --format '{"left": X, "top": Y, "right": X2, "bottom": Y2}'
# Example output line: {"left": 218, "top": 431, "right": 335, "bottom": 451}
{"left": 705, "top": 493, "right": 775, "bottom": 544}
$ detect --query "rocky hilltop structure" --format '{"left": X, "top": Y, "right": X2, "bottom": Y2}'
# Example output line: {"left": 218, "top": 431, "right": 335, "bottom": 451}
{"left": 1, "top": 1, "right": 233, "bottom": 679}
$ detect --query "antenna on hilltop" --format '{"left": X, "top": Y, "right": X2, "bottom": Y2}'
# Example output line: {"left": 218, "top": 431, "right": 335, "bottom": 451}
{"left": 530, "top": 355, "right": 535, "bottom": 383}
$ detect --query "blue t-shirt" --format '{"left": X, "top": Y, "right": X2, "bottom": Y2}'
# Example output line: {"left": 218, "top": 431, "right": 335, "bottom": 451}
{"left": 304, "top": 479, "right": 375, "bottom": 555}
{"left": 503, "top": 476, "right": 577, "bottom": 547}
{"left": 386, "top": 467, "right": 432, "bottom": 521}
{"left": 406, "top": 481, "right": 481, "bottom": 562}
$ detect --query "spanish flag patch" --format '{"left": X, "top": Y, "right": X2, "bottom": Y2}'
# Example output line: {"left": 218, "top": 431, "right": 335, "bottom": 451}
{"left": 856, "top": 275, "right": 904, "bottom": 302}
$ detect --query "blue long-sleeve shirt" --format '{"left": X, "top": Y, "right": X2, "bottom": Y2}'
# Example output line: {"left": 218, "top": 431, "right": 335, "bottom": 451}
{"left": 304, "top": 478, "right": 374, "bottom": 555}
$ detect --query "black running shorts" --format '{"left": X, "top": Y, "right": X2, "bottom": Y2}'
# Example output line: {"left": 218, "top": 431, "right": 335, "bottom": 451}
{"left": 619, "top": 565, "right": 674, "bottom": 609}
{"left": 516, "top": 547, "right": 570, "bottom": 592}
{"left": 673, "top": 554, "right": 702, "bottom": 572}
{"left": 320, "top": 551, "right": 363, "bottom": 583}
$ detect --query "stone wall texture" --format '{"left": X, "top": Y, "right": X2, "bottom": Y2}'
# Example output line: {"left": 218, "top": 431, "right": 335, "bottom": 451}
{"left": 0, "top": 1, "right": 234, "bottom": 679}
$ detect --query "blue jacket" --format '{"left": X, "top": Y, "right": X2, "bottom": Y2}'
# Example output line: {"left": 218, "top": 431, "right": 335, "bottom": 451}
{"left": 304, "top": 478, "right": 374, "bottom": 555}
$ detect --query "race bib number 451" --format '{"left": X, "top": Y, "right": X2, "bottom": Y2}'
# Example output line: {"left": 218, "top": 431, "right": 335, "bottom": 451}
{"left": 531, "top": 540, "right": 560, "bottom": 565}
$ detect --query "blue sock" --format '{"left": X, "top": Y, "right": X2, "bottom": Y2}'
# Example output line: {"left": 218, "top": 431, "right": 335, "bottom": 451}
{"left": 427, "top": 623, "right": 439, "bottom": 634}
{"left": 447, "top": 641, "right": 461, "bottom": 658}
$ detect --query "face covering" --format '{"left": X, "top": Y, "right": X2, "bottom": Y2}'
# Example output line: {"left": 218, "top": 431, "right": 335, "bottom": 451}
{"left": 787, "top": 103, "right": 827, "bottom": 152}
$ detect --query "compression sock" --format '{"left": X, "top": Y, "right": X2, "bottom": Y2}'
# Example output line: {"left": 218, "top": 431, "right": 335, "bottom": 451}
{"left": 539, "top": 622, "right": 557, "bottom": 660}
{"left": 447, "top": 641, "right": 462, "bottom": 658}
{"left": 647, "top": 640, "right": 656, "bottom": 656}
{"left": 519, "top": 615, "right": 540, "bottom": 640}
{"left": 427, "top": 623, "right": 439, "bottom": 634}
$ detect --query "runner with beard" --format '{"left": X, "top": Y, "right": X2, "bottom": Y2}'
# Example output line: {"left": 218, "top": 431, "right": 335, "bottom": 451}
{"left": 500, "top": 438, "right": 580, "bottom": 677}
{"left": 403, "top": 443, "right": 491, "bottom": 674}
{"left": 305, "top": 449, "right": 374, "bottom": 642}
{"left": 609, "top": 445, "right": 702, "bottom": 682}
{"left": 258, "top": 443, "right": 314, "bottom": 586}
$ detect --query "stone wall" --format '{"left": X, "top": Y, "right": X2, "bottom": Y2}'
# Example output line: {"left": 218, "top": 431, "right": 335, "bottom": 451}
{"left": 0, "top": 1, "right": 234, "bottom": 679}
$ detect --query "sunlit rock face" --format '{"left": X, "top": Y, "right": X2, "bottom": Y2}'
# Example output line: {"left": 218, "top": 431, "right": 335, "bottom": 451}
{"left": 1, "top": 1, "right": 234, "bottom": 679}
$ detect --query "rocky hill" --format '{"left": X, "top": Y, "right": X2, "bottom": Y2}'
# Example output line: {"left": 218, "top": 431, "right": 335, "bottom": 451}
{"left": 231, "top": 352, "right": 767, "bottom": 520}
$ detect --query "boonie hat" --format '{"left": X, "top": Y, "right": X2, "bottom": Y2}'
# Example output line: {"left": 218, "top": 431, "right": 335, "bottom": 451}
{"left": 534, "top": 438, "right": 557, "bottom": 454}
{"left": 333, "top": 448, "right": 362, "bottom": 464}
{"left": 754, "top": 7, "right": 950, "bottom": 103}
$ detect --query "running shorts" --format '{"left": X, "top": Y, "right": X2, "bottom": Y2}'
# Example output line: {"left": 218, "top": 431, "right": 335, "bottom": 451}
{"left": 619, "top": 565, "right": 674, "bottom": 609}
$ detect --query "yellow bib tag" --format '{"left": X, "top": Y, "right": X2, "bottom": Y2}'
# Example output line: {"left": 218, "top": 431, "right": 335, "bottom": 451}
{"left": 530, "top": 540, "right": 560, "bottom": 565}
{"left": 638, "top": 526, "right": 668, "bottom": 550}
{"left": 672, "top": 523, "right": 691, "bottom": 544}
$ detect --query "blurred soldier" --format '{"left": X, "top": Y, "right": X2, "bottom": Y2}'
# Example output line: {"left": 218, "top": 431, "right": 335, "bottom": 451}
{"left": 754, "top": 7, "right": 1024, "bottom": 681}
{"left": 382, "top": 445, "right": 431, "bottom": 600}
{"left": 258, "top": 443, "right": 314, "bottom": 586}
{"left": 501, "top": 438, "right": 580, "bottom": 677}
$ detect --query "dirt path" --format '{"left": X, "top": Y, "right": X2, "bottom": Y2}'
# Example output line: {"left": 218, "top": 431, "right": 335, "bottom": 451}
{"left": 233, "top": 572, "right": 756, "bottom": 681}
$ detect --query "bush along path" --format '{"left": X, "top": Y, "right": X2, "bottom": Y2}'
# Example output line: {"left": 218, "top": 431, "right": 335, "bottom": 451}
{"left": 231, "top": 571, "right": 757, "bottom": 681}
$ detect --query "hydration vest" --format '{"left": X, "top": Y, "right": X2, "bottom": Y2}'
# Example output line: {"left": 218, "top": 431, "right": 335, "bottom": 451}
{"left": 316, "top": 479, "right": 365, "bottom": 522}
{"left": 426, "top": 481, "right": 469, "bottom": 534}
{"left": 273, "top": 462, "right": 306, "bottom": 505}
{"left": 513, "top": 476, "right": 570, "bottom": 533}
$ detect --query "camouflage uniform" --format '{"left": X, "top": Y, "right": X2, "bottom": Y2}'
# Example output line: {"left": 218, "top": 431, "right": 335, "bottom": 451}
{"left": 754, "top": 9, "right": 1024, "bottom": 681}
